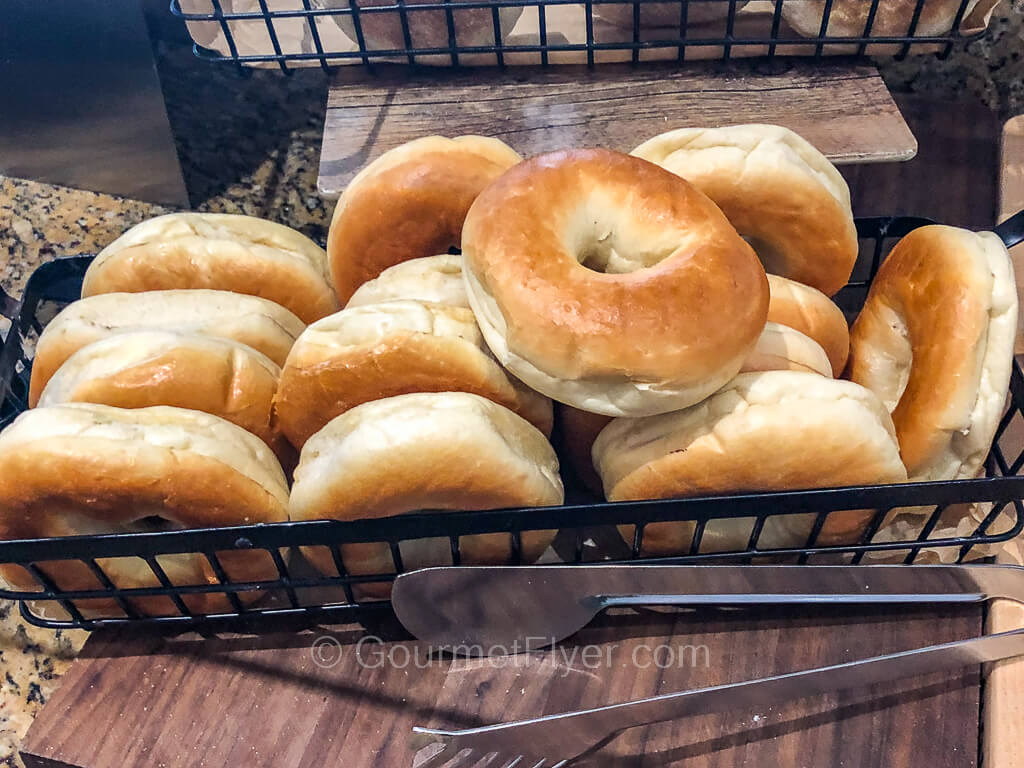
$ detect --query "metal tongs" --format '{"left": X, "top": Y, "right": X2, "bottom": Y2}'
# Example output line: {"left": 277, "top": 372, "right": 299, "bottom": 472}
{"left": 391, "top": 564, "right": 1024, "bottom": 767}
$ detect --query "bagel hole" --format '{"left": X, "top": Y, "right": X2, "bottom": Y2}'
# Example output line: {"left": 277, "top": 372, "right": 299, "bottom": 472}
{"left": 570, "top": 208, "right": 679, "bottom": 274}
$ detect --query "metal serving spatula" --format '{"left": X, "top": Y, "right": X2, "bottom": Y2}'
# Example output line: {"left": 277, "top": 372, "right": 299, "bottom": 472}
{"left": 391, "top": 565, "right": 1024, "bottom": 767}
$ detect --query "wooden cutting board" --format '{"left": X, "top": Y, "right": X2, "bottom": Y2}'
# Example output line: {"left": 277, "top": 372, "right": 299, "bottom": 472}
{"left": 318, "top": 60, "right": 917, "bottom": 197}
{"left": 21, "top": 605, "right": 983, "bottom": 768}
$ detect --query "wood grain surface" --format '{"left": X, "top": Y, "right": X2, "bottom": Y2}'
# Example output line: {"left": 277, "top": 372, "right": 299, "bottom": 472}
{"left": 318, "top": 60, "right": 916, "bottom": 197}
{"left": 21, "top": 605, "right": 982, "bottom": 768}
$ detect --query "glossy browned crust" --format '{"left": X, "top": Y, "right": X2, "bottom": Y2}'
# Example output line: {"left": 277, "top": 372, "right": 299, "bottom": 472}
{"left": 595, "top": 372, "right": 907, "bottom": 555}
{"left": 275, "top": 332, "right": 553, "bottom": 449}
{"left": 327, "top": 137, "right": 521, "bottom": 304}
{"left": 846, "top": 225, "right": 1011, "bottom": 479}
{"left": 41, "top": 341, "right": 291, "bottom": 463}
{"left": 767, "top": 274, "right": 850, "bottom": 376}
{"left": 289, "top": 392, "right": 563, "bottom": 597}
{"left": 81, "top": 215, "right": 338, "bottom": 324}
{"left": 462, "top": 148, "right": 769, "bottom": 386}
{"left": 28, "top": 291, "right": 305, "bottom": 406}
{"left": 0, "top": 433, "right": 287, "bottom": 617}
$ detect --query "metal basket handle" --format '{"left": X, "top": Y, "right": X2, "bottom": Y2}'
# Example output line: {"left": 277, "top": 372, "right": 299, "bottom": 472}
{"left": 996, "top": 208, "right": 1024, "bottom": 250}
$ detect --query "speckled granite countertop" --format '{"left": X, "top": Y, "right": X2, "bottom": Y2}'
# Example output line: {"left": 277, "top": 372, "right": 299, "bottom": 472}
{"left": 0, "top": 2, "right": 1022, "bottom": 763}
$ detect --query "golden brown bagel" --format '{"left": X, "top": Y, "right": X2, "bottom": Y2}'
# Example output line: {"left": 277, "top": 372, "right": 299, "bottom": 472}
{"left": 37, "top": 331, "right": 292, "bottom": 464}
{"left": 595, "top": 0, "right": 749, "bottom": 29}
{"left": 274, "top": 300, "right": 552, "bottom": 449}
{"left": 558, "top": 322, "right": 832, "bottom": 497}
{"left": 593, "top": 372, "right": 907, "bottom": 556}
{"left": 81, "top": 213, "right": 338, "bottom": 324}
{"left": 847, "top": 225, "right": 1017, "bottom": 481}
{"left": 289, "top": 393, "right": 563, "bottom": 597}
{"left": 0, "top": 404, "right": 289, "bottom": 617}
{"left": 782, "top": 0, "right": 981, "bottom": 38}
{"left": 345, "top": 254, "right": 469, "bottom": 309}
{"left": 328, "top": 136, "right": 521, "bottom": 304}
{"left": 462, "top": 148, "right": 769, "bottom": 417}
{"left": 767, "top": 274, "right": 850, "bottom": 376}
{"left": 632, "top": 124, "right": 858, "bottom": 297}
{"left": 28, "top": 290, "right": 305, "bottom": 406}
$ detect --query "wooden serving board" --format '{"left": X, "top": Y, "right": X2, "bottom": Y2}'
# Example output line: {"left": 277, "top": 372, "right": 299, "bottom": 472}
{"left": 318, "top": 60, "right": 916, "bottom": 197}
{"left": 21, "top": 605, "right": 983, "bottom": 768}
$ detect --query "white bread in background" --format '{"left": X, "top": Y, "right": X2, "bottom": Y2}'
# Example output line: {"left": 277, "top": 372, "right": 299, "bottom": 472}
{"left": 345, "top": 254, "right": 469, "bottom": 309}
{"left": 782, "top": 0, "right": 982, "bottom": 38}
{"left": 847, "top": 226, "right": 1017, "bottom": 482}
{"left": 274, "top": 299, "right": 553, "bottom": 448}
{"left": 632, "top": 124, "right": 857, "bottom": 297}
{"left": 81, "top": 213, "right": 339, "bottom": 324}
{"left": 290, "top": 392, "right": 563, "bottom": 596}
{"left": 767, "top": 274, "right": 850, "bottom": 376}
{"left": 593, "top": 371, "right": 907, "bottom": 555}
{"left": 0, "top": 403, "right": 288, "bottom": 616}
{"left": 29, "top": 289, "right": 305, "bottom": 406}
{"left": 38, "top": 331, "right": 290, "bottom": 462}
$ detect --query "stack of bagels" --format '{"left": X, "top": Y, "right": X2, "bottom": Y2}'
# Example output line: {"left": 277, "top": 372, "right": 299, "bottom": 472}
{"left": 0, "top": 123, "right": 1017, "bottom": 614}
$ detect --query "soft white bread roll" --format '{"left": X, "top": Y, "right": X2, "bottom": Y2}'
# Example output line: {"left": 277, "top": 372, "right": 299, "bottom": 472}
{"left": 595, "top": 0, "right": 748, "bottom": 29}
{"left": 290, "top": 393, "right": 563, "bottom": 597}
{"left": 462, "top": 148, "right": 769, "bottom": 417}
{"left": 847, "top": 225, "right": 1017, "bottom": 482}
{"left": 0, "top": 404, "right": 288, "bottom": 617}
{"left": 275, "top": 300, "right": 552, "bottom": 449}
{"left": 632, "top": 124, "right": 858, "bottom": 297}
{"left": 558, "top": 323, "right": 832, "bottom": 498}
{"left": 29, "top": 290, "right": 304, "bottom": 407}
{"left": 594, "top": 372, "right": 908, "bottom": 556}
{"left": 329, "top": 136, "right": 522, "bottom": 305}
{"left": 782, "top": 0, "right": 981, "bottom": 38}
{"left": 345, "top": 254, "right": 469, "bottom": 309}
{"left": 37, "top": 331, "right": 291, "bottom": 463}
{"left": 767, "top": 274, "right": 850, "bottom": 376}
{"left": 81, "top": 213, "right": 339, "bottom": 324}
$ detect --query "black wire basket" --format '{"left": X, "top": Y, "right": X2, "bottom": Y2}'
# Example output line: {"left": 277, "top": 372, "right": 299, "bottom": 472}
{"left": 169, "top": 0, "right": 988, "bottom": 72}
{"left": 0, "top": 214, "right": 1023, "bottom": 633}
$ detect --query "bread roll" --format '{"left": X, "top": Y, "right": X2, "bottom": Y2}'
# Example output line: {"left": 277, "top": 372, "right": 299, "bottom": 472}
{"left": 345, "top": 254, "right": 469, "bottom": 309}
{"left": 847, "top": 225, "right": 1017, "bottom": 481}
{"left": 632, "top": 124, "right": 858, "bottom": 297}
{"left": 274, "top": 299, "right": 552, "bottom": 448}
{"left": 0, "top": 404, "right": 288, "bottom": 617}
{"left": 37, "top": 331, "right": 291, "bottom": 463}
{"left": 558, "top": 322, "right": 832, "bottom": 497}
{"left": 328, "top": 136, "right": 521, "bottom": 304}
{"left": 462, "top": 148, "right": 768, "bottom": 417}
{"left": 767, "top": 274, "right": 850, "bottom": 376}
{"left": 593, "top": 372, "right": 907, "bottom": 555}
{"left": 81, "top": 213, "right": 338, "bottom": 323}
{"left": 290, "top": 393, "right": 563, "bottom": 597}
{"left": 29, "top": 290, "right": 304, "bottom": 407}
